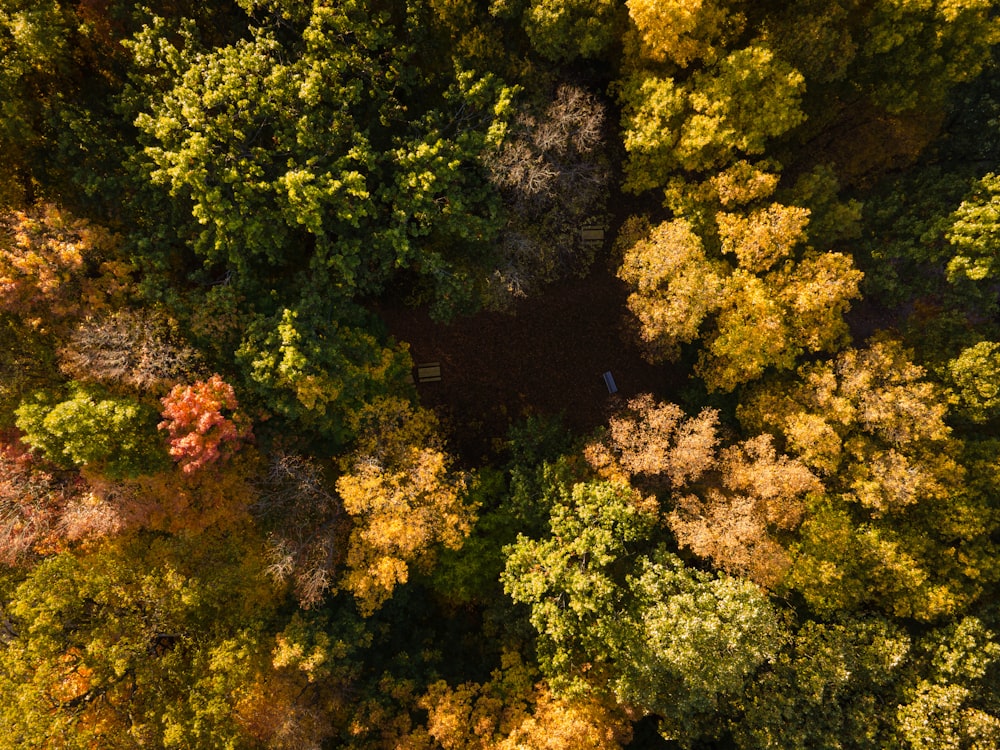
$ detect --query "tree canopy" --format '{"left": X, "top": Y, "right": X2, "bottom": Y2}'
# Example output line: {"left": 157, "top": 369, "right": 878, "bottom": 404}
{"left": 2, "top": 0, "right": 1000, "bottom": 747}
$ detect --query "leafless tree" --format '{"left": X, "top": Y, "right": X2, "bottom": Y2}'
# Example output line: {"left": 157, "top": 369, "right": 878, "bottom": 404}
{"left": 0, "top": 443, "right": 70, "bottom": 565}
{"left": 58, "top": 309, "right": 202, "bottom": 393}
{"left": 252, "top": 452, "right": 347, "bottom": 609}
{"left": 483, "top": 83, "right": 611, "bottom": 306}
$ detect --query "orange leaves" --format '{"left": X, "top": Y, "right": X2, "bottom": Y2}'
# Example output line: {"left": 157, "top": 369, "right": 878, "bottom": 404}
{"left": 587, "top": 394, "right": 720, "bottom": 490}
{"left": 159, "top": 375, "right": 252, "bottom": 474}
{"left": 590, "top": 394, "right": 820, "bottom": 588}
{"left": 0, "top": 204, "right": 131, "bottom": 333}
{"left": 668, "top": 435, "right": 821, "bottom": 588}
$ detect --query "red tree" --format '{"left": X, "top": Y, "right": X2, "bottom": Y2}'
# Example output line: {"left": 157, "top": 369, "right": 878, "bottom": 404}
{"left": 159, "top": 375, "right": 252, "bottom": 473}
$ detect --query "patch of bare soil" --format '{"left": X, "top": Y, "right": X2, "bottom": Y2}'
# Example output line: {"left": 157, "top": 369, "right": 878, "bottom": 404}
{"left": 376, "top": 265, "right": 682, "bottom": 463}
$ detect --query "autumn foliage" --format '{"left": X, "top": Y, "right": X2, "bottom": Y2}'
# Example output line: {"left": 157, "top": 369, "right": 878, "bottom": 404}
{"left": 159, "top": 375, "right": 252, "bottom": 474}
{"left": 0, "top": 204, "right": 132, "bottom": 332}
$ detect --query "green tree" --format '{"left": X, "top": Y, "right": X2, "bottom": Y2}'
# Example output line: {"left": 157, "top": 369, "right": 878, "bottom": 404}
{"left": 735, "top": 616, "right": 912, "bottom": 749}
{"left": 15, "top": 382, "right": 168, "bottom": 479}
{"left": 521, "top": 0, "right": 621, "bottom": 62}
{"left": 502, "top": 478, "right": 784, "bottom": 745}
{"left": 235, "top": 304, "right": 411, "bottom": 443}
{"left": 948, "top": 341, "right": 1000, "bottom": 423}
{"left": 128, "top": 1, "right": 514, "bottom": 315}
{"left": 0, "top": 0, "right": 71, "bottom": 204}
{"left": 0, "top": 532, "right": 283, "bottom": 749}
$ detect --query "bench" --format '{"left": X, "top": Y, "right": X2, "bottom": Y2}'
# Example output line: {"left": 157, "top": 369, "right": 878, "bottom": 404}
{"left": 603, "top": 370, "right": 618, "bottom": 394}
{"left": 417, "top": 362, "right": 442, "bottom": 383}
{"left": 581, "top": 226, "right": 605, "bottom": 247}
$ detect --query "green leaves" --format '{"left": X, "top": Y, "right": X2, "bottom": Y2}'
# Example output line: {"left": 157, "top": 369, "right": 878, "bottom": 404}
{"left": 130, "top": 1, "right": 513, "bottom": 312}
{"left": 620, "top": 46, "right": 806, "bottom": 191}
{"left": 236, "top": 305, "right": 411, "bottom": 443}
{"left": 503, "top": 476, "right": 784, "bottom": 744}
{"left": 946, "top": 172, "right": 1000, "bottom": 284}
{"left": 15, "top": 383, "right": 168, "bottom": 479}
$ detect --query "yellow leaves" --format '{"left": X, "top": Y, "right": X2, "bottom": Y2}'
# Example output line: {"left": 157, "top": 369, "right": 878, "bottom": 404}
{"left": 417, "top": 651, "right": 631, "bottom": 750}
{"left": 626, "top": 0, "right": 741, "bottom": 67}
{"left": 699, "top": 271, "right": 795, "bottom": 392}
{"left": 618, "top": 192, "right": 861, "bottom": 391}
{"left": 773, "top": 251, "right": 862, "bottom": 352}
{"left": 782, "top": 412, "right": 843, "bottom": 475}
{"left": 337, "top": 433, "right": 474, "bottom": 615}
{"left": 710, "top": 160, "right": 780, "bottom": 207}
{"left": 617, "top": 216, "right": 724, "bottom": 361}
{"left": 717, "top": 203, "right": 810, "bottom": 273}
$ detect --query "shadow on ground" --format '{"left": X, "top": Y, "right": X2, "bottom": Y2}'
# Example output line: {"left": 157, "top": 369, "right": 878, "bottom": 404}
{"left": 377, "top": 266, "right": 682, "bottom": 462}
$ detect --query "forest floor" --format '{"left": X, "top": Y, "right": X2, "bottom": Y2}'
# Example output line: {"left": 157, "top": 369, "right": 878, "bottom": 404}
{"left": 377, "top": 261, "right": 682, "bottom": 463}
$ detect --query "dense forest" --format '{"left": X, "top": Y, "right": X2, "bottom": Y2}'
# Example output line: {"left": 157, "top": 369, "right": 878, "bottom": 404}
{"left": 3, "top": 0, "right": 1000, "bottom": 747}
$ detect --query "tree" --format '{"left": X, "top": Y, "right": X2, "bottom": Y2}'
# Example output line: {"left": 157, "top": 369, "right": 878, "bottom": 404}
{"left": 620, "top": 46, "right": 805, "bottom": 191}
{"left": 0, "top": 203, "right": 132, "bottom": 333}
{"left": 739, "top": 339, "right": 999, "bottom": 620}
{"left": 502, "top": 477, "right": 784, "bottom": 745}
{"left": 585, "top": 393, "right": 720, "bottom": 489}
{"left": 58, "top": 309, "right": 202, "bottom": 393}
{"left": 15, "top": 382, "right": 168, "bottom": 479}
{"left": 948, "top": 341, "right": 1000, "bottom": 422}
{"left": 416, "top": 650, "right": 632, "bottom": 750}
{"left": 0, "top": 434, "right": 73, "bottom": 565}
{"left": 616, "top": 217, "right": 725, "bottom": 362}
{"left": 158, "top": 374, "right": 252, "bottom": 474}
{"left": 0, "top": 0, "right": 72, "bottom": 204}
{"left": 668, "top": 434, "right": 821, "bottom": 588}
{"left": 587, "top": 395, "right": 819, "bottom": 588}
{"left": 617, "top": 207, "right": 862, "bottom": 392}
{"left": 252, "top": 451, "right": 349, "bottom": 610}
{"left": 521, "top": 0, "right": 622, "bottom": 62}
{"left": 626, "top": 0, "right": 742, "bottom": 67}
{"left": 483, "top": 84, "right": 611, "bottom": 305}
{"left": 336, "top": 398, "right": 475, "bottom": 615}
{"left": 734, "top": 616, "right": 912, "bottom": 749}
{"left": 945, "top": 172, "right": 1000, "bottom": 285}
{"left": 128, "top": 2, "right": 515, "bottom": 315}
{"left": 236, "top": 304, "right": 412, "bottom": 443}
{"left": 854, "top": 0, "right": 1000, "bottom": 113}
{"left": 0, "top": 531, "right": 289, "bottom": 749}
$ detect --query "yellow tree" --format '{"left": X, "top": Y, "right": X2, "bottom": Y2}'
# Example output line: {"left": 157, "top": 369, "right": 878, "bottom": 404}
{"left": 336, "top": 398, "right": 475, "bottom": 615}
{"left": 626, "top": 0, "right": 743, "bottom": 67}
{"left": 414, "top": 650, "right": 632, "bottom": 750}
{"left": 618, "top": 204, "right": 862, "bottom": 392}
{"left": 616, "top": 217, "right": 725, "bottom": 362}
{"left": 739, "top": 338, "right": 998, "bottom": 620}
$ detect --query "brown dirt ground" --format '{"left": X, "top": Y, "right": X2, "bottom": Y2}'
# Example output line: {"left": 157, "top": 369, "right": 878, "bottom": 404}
{"left": 376, "top": 265, "right": 682, "bottom": 463}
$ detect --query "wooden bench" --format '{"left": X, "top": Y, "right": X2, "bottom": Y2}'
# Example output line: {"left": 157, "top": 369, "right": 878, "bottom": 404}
{"left": 417, "top": 362, "right": 442, "bottom": 383}
{"left": 581, "top": 226, "right": 605, "bottom": 247}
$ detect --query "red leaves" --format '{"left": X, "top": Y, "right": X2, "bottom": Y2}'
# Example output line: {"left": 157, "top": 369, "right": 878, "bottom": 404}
{"left": 159, "top": 375, "right": 252, "bottom": 474}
